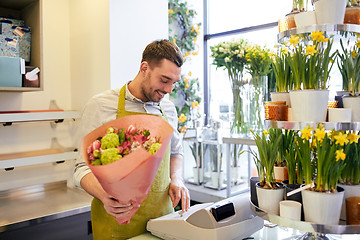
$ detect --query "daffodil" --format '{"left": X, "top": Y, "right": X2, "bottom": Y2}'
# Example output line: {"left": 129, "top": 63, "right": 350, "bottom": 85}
{"left": 262, "top": 130, "right": 268, "bottom": 136}
{"left": 168, "top": 9, "right": 174, "bottom": 15}
{"left": 348, "top": 132, "right": 360, "bottom": 144}
{"left": 309, "top": 30, "right": 325, "bottom": 42}
{"left": 314, "top": 127, "right": 326, "bottom": 143}
{"left": 305, "top": 45, "right": 317, "bottom": 56}
{"left": 334, "top": 132, "right": 349, "bottom": 146}
{"left": 289, "top": 35, "right": 300, "bottom": 46}
{"left": 355, "top": 38, "right": 360, "bottom": 48}
{"left": 335, "top": 149, "right": 346, "bottom": 161}
{"left": 191, "top": 101, "right": 199, "bottom": 108}
{"left": 301, "top": 126, "right": 313, "bottom": 141}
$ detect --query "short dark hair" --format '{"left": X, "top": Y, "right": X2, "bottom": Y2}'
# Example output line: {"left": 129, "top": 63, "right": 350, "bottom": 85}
{"left": 141, "top": 39, "right": 183, "bottom": 68}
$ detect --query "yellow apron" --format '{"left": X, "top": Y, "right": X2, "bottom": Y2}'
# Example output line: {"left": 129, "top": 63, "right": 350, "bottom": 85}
{"left": 91, "top": 85, "right": 173, "bottom": 239}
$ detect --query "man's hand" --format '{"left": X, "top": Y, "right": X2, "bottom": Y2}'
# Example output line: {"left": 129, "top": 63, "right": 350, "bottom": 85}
{"left": 169, "top": 176, "right": 190, "bottom": 212}
{"left": 102, "top": 195, "right": 133, "bottom": 218}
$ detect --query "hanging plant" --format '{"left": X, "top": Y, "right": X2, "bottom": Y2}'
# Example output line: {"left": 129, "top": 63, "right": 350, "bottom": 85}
{"left": 168, "top": 0, "right": 202, "bottom": 133}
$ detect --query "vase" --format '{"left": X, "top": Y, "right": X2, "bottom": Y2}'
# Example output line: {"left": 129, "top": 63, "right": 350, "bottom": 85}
{"left": 231, "top": 166, "right": 242, "bottom": 184}
{"left": 278, "top": 12, "right": 297, "bottom": 32}
{"left": 256, "top": 182, "right": 285, "bottom": 215}
{"left": 337, "top": 183, "right": 360, "bottom": 221}
{"left": 344, "top": 6, "right": 360, "bottom": 25}
{"left": 193, "top": 167, "right": 204, "bottom": 184}
{"left": 230, "top": 82, "right": 249, "bottom": 135}
{"left": 211, "top": 171, "right": 224, "bottom": 188}
{"left": 289, "top": 89, "right": 329, "bottom": 122}
{"left": 270, "top": 92, "right": 291, "bottom": 107}
{"left": 302, "top": 186, "right": 345, "bottom": 225}
{"left": 248, "top": 75, "right": 268, "bottom": 133}
{"left": 294, "top": 11, "right": 317, "bottom": 28}
{"left": 342, "top": 96, "right": 360, "bottom": 122}
{"left": 328, "top": 108, "right": 352, "bottom": 122}
{"left": 314, "top": 0, "right": 347, "bottom": 24}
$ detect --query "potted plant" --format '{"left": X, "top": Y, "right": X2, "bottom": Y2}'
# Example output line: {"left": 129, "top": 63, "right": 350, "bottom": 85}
{"left": 245, "top": 44, "right": 273, "bottom": 132}
{"left": 344, "top": 0, "right": 360, "bottom": 25}
{"left": 248, "top": 128, "right": 284, "bottom": 215}
{"left": 294, "top": 0, "right": 317, "bottom": 28}
{"left": 210, "top": 38, "right": 250, "bottom": 134}
{"left": 338, "top": 38, "right": 360, "bottom": 122}
{"left": 268, "top": 128, "right": 289, "bottom": 183}
{"left": 286, "top": 31, "right": 337, "bottom": 122}
{"left": 207, "top": 144, "right": 223, "bottom": 188}
{"left": 271, "top": 44, "right": 292, "bottom": 107}
{"left": 301, "top": 125, "right": 347, "bottom": 225}
{"left": 338, "top": 131, "right": 360, "bottom": 221}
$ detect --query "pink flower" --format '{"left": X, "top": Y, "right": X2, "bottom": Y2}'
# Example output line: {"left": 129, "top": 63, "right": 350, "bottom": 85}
{"left": 127, "top": 125, "right": 136, "bottom": 135}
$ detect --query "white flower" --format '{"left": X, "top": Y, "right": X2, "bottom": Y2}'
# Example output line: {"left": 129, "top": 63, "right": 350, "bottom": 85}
{"left": 225, "top": 57, "right": 230, "bottom": 62}
{"left": 235, "top": 50, "right": 239, "bottom": 54}
{"left": 219, "top": 47, "right": 225, "bottom": 52}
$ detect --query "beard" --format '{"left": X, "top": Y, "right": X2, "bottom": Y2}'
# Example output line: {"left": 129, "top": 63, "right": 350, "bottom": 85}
{"left": 140, "top": 71, "right": 163, "bottom": 103}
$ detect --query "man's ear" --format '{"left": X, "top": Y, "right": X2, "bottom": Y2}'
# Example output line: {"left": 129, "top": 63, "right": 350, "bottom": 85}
{"left": 140, "top": 61, "right": 149, "bottom": 74}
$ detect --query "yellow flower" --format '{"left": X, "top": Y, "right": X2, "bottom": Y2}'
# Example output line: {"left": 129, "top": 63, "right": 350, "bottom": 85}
{"left": 352, "top": 50, "right": 357, "bottom": 58}
{"left": 180, "top": 126, "right": 187, "bottom": 134}
{"left": 305, "top": 45, "right": 317, "bottom": 56}
{"left": 186, "top": 9, "right": 189, "bottom": 15}
{"left": 188, "top": 71, "right": 192, "bottom": 76}
{"left": 173, "top": 38, "right": 176, "bottom": 44}
{"left": 335, "top": 149, "right": 346, "bottom": 162}
{"left": 348, "top": 132, "right": 360, "bottom": 144}
{"left": 301, "top": 126, "right": 313, "bottom": 141}
{"left": 309, "top": 30, "right": 325, "bottom": 42}
{"left": 168, "top": 9, "right": 174, "bottom": 15}
{"left": 178, "top": 114, "right": 187, "bottom": 123}
{"left": 314, "top": 127, "right": 326, "bottom": 143}
{"left": 184, "top": 77, "right": 188, "bottom": 83}
{"left": 262, "top": 130, "right": 269, "bottom": 136}
{"left": 185, "top": 83, "right": 189, "bottom": 88}
{"left": 334, "top": 132, "right": 349, "bottom": 146}
{"left": 289, "top": 35, "right": 300, "bottom": 46}
{"left": 191, "top": 101, "right": 199, "bottom": 108}
{"left": 356, "top": 39, "right": 360, "bottom": 48}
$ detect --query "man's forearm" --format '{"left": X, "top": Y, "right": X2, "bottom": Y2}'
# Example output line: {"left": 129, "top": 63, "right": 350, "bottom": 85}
{"left": 80, "top": 172, "right": 108, "bottom": 202}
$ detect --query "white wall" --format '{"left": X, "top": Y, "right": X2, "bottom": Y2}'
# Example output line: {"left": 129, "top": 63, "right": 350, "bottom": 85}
{"left": 109, "top": 0, "right": 168, "bottom": 89}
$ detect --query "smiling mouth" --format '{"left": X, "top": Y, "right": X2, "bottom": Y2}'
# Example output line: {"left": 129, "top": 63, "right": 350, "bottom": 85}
{"left": 156, "top": 90, "right": 166, "bottom": 98}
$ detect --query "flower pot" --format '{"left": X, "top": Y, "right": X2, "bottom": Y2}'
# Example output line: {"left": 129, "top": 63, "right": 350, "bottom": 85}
{"left": 315, "top": 0, "right": 347, "bottom": 24}
{"left": 256, "top": 182, "right": 285, "bottom": 215}
{"left": 343, "top": 96, "right": 360, "bottom": 122}
{"left": 193, "top": 167, "right": 204, "bottom": 184}
{"left": 344, "top": 6, "right": 360, "bottom": 25}
{"left": 270, "top": 92, "right": 291, "bottom": 107}
{"left": 250, "top": 177, "right": 259, "bottom": 207}
{"left": 294, "top": 11, "right": 317, "bottom": 28}
{"left": 274, "top": 166, "right": 288, "bottom": 183}
{"left": 328, "top": 108, "right": 352, "bottom": 122}
{"left": 211, "top": 171, "right": 224, "bottom": 188}
{"left": 338, "top": 183, "right": 360, "bottom": 221}
{"left": 290, "top": 89, "right": 329, "bottom": 122}
{"left": 278, "top": 13, "right": 296, "bottom": 32}
{"left": 280, "top": 200, "right": 302, "bottom": 221}
{"left": 302, "top": 186, "right": 345, "bottom": 225}
{"left": 335, "top": 90, "right": 348, "bottom": 108}
{"left": 283, "top": 180, "right": 304, "bottom": 220}
{"left": 346, "top": 196, "right": 360, "bottom": 225}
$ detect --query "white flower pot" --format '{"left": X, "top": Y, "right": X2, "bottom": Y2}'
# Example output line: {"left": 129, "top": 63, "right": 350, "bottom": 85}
{"left": 270, "top": 92, "right": 291, "bottom": 107}
{"left": 338, "top": 183, "right": 360, "bottom": 221}
{"left": 193, "top": 167, "right": 204, "bottom": 184}
{"left": 256, "top": 182, "right": 284, "bottom": 215}
{"left": 290, "top": 89, "right": 329, "bottom": 122}
{"left": 328, "top": 108, "right": 352, "bottom": 122}
{"left": 211, "top": 171, "right": 224, "bottom": 188}
{"left": 343, "top": 96, "right": 360, "bottom": 122}
{"left": 302, "top": 187, "right": 344, "bottom": 225}
{"left": 294, "top": 11, "right": 317, "bottom": 28}
{"left": 315, "top": 0, "right": 347, "bottom": 24}
{"left": 231, "top": 166, "right": 242, "bottom": 183}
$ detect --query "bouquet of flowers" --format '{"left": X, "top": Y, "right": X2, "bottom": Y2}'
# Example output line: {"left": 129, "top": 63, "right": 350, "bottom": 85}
{"left": 81, "top": 114, "right": 173, "bottom": 224}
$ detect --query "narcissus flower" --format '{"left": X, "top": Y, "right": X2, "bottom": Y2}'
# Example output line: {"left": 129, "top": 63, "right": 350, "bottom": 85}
{"left": 178, "top": 114, "right": 187, "bottom": 123}
{"left": 335, "top": 149, "right": 346, "bottom": 162}
{"left": 348, "top": 132, "right": 360, "bottom": 144}
{"left": 301, "top": 126, "right": 313, "bottom": 141}
{"left": 334, "top": 132, "right": 349, "bottom": 146}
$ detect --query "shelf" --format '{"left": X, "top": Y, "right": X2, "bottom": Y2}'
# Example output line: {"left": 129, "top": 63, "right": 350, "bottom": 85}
{"left": 277, "top": 24, "right": 360, "bottom": 42}
{"left": 265, "top": 120, "right": 360, "bottom": 131}
{"left": 0, "top": 86, "right": 42, "bottom": 92}
{"left": 0, "top": 150, "right": 78, "bottom": 169}
{"left": 0, "top": 110, "right": 81, "bottom": 125}
{"left": 250, "top": 199, "right": 360, "bottom": 235}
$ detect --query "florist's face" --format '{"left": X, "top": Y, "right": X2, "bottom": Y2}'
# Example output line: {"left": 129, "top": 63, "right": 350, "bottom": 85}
{"left": 140, "top": 59, "right": 181, "bottom": 102}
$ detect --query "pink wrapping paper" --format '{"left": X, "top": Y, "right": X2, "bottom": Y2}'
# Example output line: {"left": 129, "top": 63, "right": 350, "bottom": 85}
{"left": 81, "top": 114, "right": 173, "bottom": 224}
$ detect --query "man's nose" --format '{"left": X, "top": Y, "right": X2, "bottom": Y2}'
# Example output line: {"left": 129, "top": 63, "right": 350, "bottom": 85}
{"left": 164, "top": 83, "right": 173, "bottom": 94}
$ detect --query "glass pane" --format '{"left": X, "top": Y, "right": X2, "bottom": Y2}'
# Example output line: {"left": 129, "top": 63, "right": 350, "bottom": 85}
{"left": 208, "top": 0, "right": 293, "bottom": 34}
{"left": 207, "top": 26, "right": 279, "bottom": 126}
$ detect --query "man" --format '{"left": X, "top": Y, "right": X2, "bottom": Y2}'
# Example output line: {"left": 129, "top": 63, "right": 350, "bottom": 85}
{"left": 74, "top": 39, "right": 190, "bottom": 239}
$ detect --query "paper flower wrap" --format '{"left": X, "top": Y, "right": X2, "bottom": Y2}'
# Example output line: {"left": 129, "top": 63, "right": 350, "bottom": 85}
{"left": 81, "top": 114, "right": 173, "bottom": 224}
